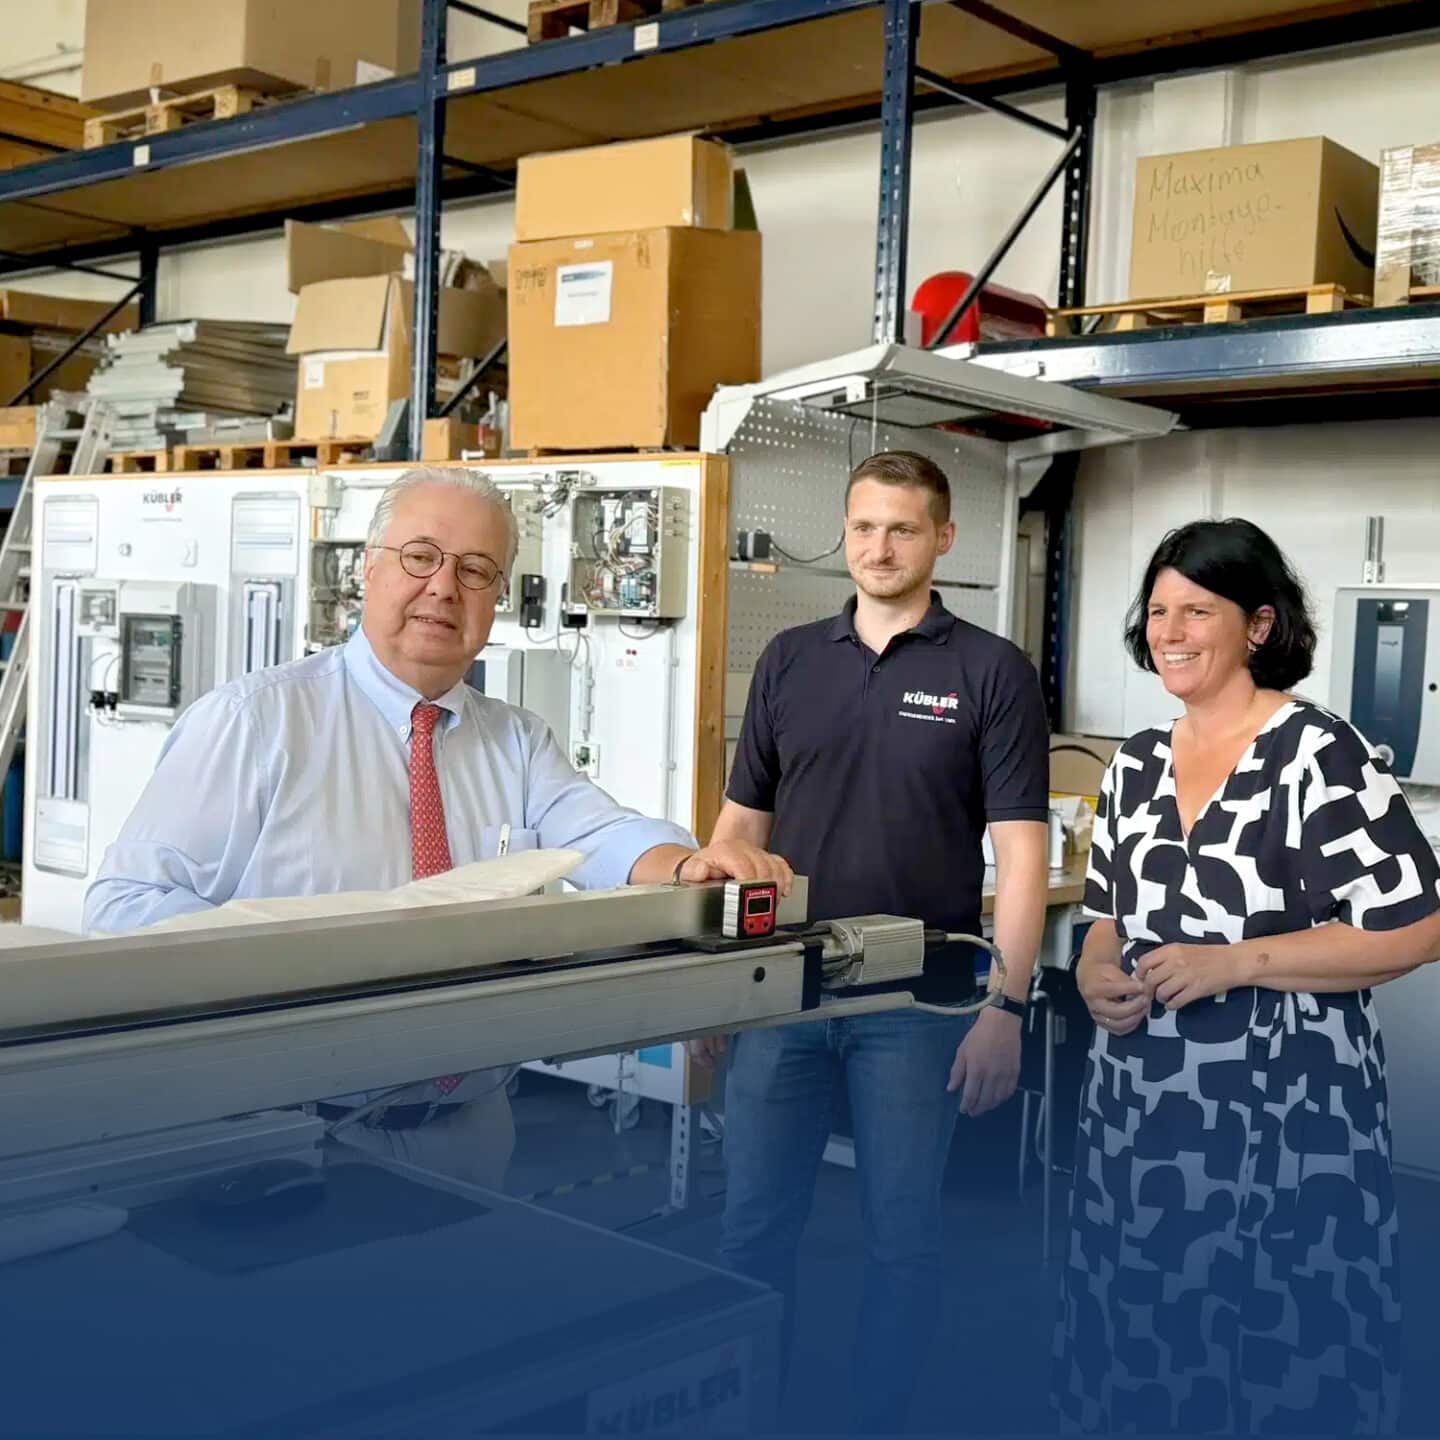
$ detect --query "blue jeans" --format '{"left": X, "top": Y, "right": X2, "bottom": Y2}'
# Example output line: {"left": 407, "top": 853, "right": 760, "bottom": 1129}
{"left": 719, "top": 1010, "right": 973, "bottom": 1434}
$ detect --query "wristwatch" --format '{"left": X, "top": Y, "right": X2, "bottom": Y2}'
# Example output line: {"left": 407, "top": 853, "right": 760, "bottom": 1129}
{"left": 992, "top": 994, "right": 1028, "bottom": 1019}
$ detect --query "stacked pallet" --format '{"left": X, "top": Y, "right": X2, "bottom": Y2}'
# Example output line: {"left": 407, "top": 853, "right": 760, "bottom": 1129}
{"left": 86, "top": 321, "right": 296, "bottom": 452}
{"left": 527, "top": 0, "right": 710, "bottom": 42}
{"left": 0, "top": 79, "right": 98, "bottom": 171}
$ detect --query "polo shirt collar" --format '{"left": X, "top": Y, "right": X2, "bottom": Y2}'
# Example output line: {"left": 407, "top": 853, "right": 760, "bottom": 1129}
{"left": 827, "top": 591, "right": 956, "bottom": 645}
{"left": 344, "top": 626, "right": 467, "bottom": 735}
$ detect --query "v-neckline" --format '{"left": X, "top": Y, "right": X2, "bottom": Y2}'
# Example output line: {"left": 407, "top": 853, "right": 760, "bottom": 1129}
{"left": 1167, "top": 699, "right": 1298, "bottom": 841}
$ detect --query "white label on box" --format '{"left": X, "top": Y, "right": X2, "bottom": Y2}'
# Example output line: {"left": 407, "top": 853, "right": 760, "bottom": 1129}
{"left": 355, "top": 60, "right": 394, "bottom": 85}
{"left": 586, "top": 1338, "right": 751, "bottom": 1436}
{"left": 304, "top": 359, "right": 327, "bottom": 390}
{"left": 634, "top": 21, "right": 660, "bottom": 52}
{"left": 556, "top": 261, "right": 614, "bottom": 327}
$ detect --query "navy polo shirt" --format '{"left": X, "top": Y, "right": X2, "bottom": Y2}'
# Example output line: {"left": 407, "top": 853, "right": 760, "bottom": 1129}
{"left": 727, "top": 592, "right": 1049, "bottom": 935}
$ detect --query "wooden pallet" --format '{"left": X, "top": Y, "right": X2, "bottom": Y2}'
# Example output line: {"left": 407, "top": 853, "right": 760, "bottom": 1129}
{"left": 0, "top": 80, "right": 97, "bottom": 152}
{"left": 521, "top": 445, "right": 676, "bottom": 458}
{"left": 1046, "top": 283, "right": 1368, "bottom": 337}
{"left": 105, "top": 449, "right": 171, "bottom": 474}
{"left": 527, "top": 0, "right": 707, "bottom": 43}
{"left": 83, "top": 85, "right": 275, "bottom": 149}
{"left": 170, "top": 437, "right": 372, "bottom": 471}
{"left": 1405, "top": 285, "right": 1440, "bottom": 305}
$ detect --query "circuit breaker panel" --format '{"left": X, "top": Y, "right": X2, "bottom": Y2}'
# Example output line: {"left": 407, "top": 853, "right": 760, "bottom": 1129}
{"left": 569, "top": 486, "right": 689, "bottom": 619}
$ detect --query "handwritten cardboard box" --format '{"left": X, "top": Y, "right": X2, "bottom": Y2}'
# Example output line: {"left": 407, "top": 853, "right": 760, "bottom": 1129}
{"left": 1129, "top": 137, "right": 1377, "bottom": 301}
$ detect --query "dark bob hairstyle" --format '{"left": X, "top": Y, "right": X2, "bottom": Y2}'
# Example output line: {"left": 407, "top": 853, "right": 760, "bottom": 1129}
{"left": 1123, "top": 518, "right": 1317, "bottom": 691}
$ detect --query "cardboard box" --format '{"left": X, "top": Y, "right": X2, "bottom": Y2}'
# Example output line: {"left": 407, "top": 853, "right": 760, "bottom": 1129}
{"left": 1129, "top": 137, "right": 1378, "bottom": 300}
{"left": 508, "top": 228, "right": 760, "bottom": 452}
{"left": 0, "top": 290, "right": 138, "bottom": 335}
{"left": 0, "top": 291, "right": 136, "bottom": 405}
{"left": 0, "top": 336, "right": 29, "bottom": 407}
{"left": 1049, "top": 734, "right": 1120, "bottom": 798}
{"left": 0, "top": 407, "right": 38, "bottom": 451}
{"left": 285, "top": 217, "right": 505, "bottom": 439}
{"left": 1375, "top": 142, "right": 1440, "bottom": 305}
{"left": 284, "top": 217, "right": 414, "bottom": 294}
{"left": 515, "top": 135, "right": 735, "bottom": 244}
{"left": 82, "top": 0, "right": 421, "bottom": 108}
{"left": 288, "top": 275, "right": 504, "bottom": 440}
{"left": 422, "top": 416, "right": 491, "bottom": 461}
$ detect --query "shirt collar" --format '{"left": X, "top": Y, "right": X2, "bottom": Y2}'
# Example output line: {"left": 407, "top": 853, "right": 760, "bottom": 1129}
{"left": 826, "top": 591, "right": 956, "bottom": 645}
{"left": 343, "top": 627, "right": 468, "bottom": 735}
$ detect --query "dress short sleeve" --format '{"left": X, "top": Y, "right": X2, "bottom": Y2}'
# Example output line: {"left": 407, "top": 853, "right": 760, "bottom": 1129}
{"left": 1298, "top": 718, "right": 1440, "bottom": 930}
{"left": 1082, "top": 755, "right": 1118, "bottom": 921}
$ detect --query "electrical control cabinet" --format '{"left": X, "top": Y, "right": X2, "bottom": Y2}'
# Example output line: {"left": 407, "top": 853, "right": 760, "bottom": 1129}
{"left": 496, "top": 484, "right": 544, "bottom": 615}
{"left": 112, "top": 582, "right": 216, "bottom": 722}
{"left": 568, "top": 485, "right": 689, "bottom": 619}
{"left": 1332, "top": 586, "right": 1440, "bottom": 783}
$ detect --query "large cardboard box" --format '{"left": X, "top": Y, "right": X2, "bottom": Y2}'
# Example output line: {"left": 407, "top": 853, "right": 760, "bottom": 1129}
{"left": 1375, "top": 142, "right": 1440, "bottom": 305}
{"left": 508, "top": 228, "right": 761, "bottom": 452}
{"left": 515, "top": 135, "right": 735, "bottom": 244}
{"left": 1129, "top": 137, "right": 1378, "bottom": 300}
{"left": 0, "top": 336, "right": 29, "bottom": 407}
{"left": 287, "top": 275, "right": 504, "bottom": 440}
{"left": 285, "top": 217, "right": 505, "bottom": 440}
{"left": 284, "top": 217, "right": 414, "bottom": 293}
{"left": 82, "top": 0, "right": 421, "bottom": 108}
{"left": 0, "top": 290, "right": 140, "bottom": 405}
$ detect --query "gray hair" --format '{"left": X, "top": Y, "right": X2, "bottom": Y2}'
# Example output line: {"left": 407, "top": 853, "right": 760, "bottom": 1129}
{"left": 365, "top": 466, "right": 518, "bottom": 569}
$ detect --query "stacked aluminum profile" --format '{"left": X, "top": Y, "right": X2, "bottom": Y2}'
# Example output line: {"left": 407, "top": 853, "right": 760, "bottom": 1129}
{"left": 86, "top": 320, "right": 296, "bottom": 451}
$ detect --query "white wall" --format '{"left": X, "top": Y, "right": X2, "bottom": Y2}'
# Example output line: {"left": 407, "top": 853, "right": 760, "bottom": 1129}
{"left": 0, "top": 0, "right": 85, "bottom": 95}
{"left": 1070, "top": 420, "right": 1440, "bottom": 738}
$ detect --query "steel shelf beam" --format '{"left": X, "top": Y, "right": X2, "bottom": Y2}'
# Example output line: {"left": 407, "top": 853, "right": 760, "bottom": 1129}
{"left": 0, "top": 75, "right": 420, "bottom": 206}
{"left": 438, "top": 0, "right": 885, "bottom": 98}
{"left": 969, "top": 308, "right": 1440, "bottom": 395}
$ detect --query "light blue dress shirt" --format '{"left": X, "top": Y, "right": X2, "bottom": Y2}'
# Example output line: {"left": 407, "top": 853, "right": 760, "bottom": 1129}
{"left": 84, "top": 628, "right": 694, "bottom": 934}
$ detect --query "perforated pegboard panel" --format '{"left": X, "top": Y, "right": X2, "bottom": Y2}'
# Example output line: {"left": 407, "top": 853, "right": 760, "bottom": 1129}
{"left": 726, "top": 397, "right": 1008, "bottom": 585}
{"left": 727, "top": 571, "right": 998, "bottom": 673}
{"left": 724, "top": 397, "right": 1007, "bottom": 674}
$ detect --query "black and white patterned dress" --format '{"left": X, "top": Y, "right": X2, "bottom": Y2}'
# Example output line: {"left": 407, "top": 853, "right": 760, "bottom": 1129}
{"left": 1055, "top": 699, "right": 1440, "bottom": 1435}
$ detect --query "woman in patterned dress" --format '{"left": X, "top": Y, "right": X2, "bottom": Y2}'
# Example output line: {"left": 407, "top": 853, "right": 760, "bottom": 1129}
{"left": 1055, "top": 519, "right": 1440, "bottom": 1435}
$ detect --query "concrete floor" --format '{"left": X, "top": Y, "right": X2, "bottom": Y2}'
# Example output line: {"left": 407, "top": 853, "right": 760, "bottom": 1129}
{"left": 507, "top": 1070, "right": 1440, "bottom": 1437}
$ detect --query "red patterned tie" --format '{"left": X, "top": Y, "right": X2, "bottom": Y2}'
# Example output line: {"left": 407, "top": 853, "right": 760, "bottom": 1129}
{"left": 410, "top": 702, "right": 463, "bottom": 1099}
{"left": 410, "top": 702, "right": 454, "bottom": 881}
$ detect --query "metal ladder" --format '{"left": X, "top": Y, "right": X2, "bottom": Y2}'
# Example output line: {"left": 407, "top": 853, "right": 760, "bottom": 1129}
{"left": 0, "top": 396, "right": 113, "bottom": 784}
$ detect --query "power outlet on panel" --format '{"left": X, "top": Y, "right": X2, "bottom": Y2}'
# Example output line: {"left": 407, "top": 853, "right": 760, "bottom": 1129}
{"left": 572, "top": 740, "right": 600, "bottom": 778}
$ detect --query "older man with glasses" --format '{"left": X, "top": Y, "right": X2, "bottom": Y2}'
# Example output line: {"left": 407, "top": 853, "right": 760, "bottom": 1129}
{"left": 84, "top": 466, "right": 789, "bottom": 1186}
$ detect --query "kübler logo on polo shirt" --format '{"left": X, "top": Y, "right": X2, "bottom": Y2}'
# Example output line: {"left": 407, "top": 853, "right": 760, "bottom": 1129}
{"left": 898, "top": 689, "right": 959, "bottom": 724}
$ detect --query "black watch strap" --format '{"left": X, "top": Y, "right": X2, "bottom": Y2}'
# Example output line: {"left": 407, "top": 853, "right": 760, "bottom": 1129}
{"left": 993, "top": 994, "right": 1027, "bottom": 1019}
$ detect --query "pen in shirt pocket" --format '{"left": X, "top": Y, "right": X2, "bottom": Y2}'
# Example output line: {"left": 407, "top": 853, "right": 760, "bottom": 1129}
{"left": 498, "top": 823, "right": 511, "bottom": 857}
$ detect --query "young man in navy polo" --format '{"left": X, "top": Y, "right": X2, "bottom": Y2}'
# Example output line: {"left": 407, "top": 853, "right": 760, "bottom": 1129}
{"left": 695, "top": 450, "right": 1049, "bottom": 1432}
